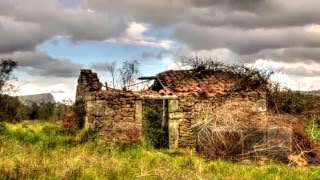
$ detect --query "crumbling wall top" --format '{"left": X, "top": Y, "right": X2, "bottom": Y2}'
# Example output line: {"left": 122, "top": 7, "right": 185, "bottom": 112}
{"left": 76, "top": 69, "right": 103, "bottom": 99}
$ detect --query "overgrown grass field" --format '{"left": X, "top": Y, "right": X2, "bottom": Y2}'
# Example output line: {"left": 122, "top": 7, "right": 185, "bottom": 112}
{"left": 1, "top": 121, "right": 320, "bottom": 179}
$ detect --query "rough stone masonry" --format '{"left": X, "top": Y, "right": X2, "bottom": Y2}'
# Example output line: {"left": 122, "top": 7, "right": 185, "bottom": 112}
{"left": 76, "top": 69, "right": 142, "bottom": 143}
{"left": 76, "top": 69, "right": 292, "bottom": 159}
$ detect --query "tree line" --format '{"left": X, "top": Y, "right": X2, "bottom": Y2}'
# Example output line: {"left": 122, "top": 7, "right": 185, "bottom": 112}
{"left": 0, "top": 58, "right": 73, "bottom": 122}
{"left": 0, "top": 94, "right": 73, "bottom": 122}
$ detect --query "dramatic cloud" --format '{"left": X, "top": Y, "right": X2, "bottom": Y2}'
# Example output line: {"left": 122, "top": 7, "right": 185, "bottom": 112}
{"left": 240, "top": 47, "right": 320, "bottom": 63}
{"left": 85, "top": 0, "right": 320, "bottom": 65}
{"left": 0, "top": 0, "right": 127, "bottom": 53}
{"left": 3, "top": 0, "right": 319, "bottom": 61}
{"left": 1, "top": 0, "right": 320, "bottom": 93}
{"left": 0, "top": 16, "right": 48, "bottom": 53}
{"left": 247, "top": 59, "right": 320, "bottom": 77}
{"left": 1, "top": 50, "right": 82, "bottom": 77}
{"left": 106, "top": 22, "right": 175, "bottom": 49}
{"left": 175, "top": 24, "right": 320, "bottom": 55}
{"left": 85, "top": 0, "right": 188, "bottom": 26}
{"left": 188, "top": 0, "right": 320, "bottom": 28}
{"left": 86, "top": 0, "right": 320, "bottom": 28}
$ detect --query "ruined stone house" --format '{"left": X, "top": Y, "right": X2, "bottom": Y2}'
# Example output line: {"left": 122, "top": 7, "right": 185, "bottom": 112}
{"left": 76, "top": 69, "right": 291, "bottom": 156}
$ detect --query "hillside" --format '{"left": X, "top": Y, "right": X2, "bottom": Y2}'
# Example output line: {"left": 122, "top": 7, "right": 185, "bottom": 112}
{"left": 18, "top": 93, "right": 56, "bottom": 106}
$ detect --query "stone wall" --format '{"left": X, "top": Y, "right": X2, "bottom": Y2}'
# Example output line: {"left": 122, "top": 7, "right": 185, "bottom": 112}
{"left": 76, "top": 69, "right": 102, "bottom": 100}
{"left": 81, "top": 89, "right": 268, "bottom": 146}
{"left": 83, "top": 91, "right": 142, "bottom": 143}
{"left": 168, "top": 92, "right": 267, "bottom": 149}
{"left": 76, "top": 69, "right": 142, "bottom": 143}
{"left": 76, "top": 69, "right": 279, "bottom": 150}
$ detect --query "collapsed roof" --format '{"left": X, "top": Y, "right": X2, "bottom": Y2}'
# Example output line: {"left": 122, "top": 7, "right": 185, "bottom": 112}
{"left": 140, "top": 68, "right": 267, "bottom": 96}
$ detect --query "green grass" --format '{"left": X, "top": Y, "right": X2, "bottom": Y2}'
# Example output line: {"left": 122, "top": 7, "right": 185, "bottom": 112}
{"left": 0, "top": 121, "right": 320, "bottom": 179}
{"left": 306, "top": 118, "right": 320, "bottom": 140}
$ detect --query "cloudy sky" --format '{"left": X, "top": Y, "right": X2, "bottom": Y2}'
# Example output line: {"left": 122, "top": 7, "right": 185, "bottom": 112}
{"left": 1, "top": 0, "right": 320, "bottom": 101}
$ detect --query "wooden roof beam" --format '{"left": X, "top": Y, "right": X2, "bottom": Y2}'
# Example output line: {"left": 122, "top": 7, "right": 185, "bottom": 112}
{"left": 138, "top": 76, "right": 156, "bottom": 80}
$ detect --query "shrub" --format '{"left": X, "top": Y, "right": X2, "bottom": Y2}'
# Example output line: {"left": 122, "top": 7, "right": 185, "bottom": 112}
{"left": 0, "top": 95, "right": 21, "bottom": 122}
{"left": 180, "top": 57, "right": 273, "bottom": 92}
{"left": 267, "top": 84, "right": 320, "bottom": 116}
{"left": 305, "top": 116, "right": 320, "bottom": 139}
{"left": 0, "top": 122, "right": 7, "bottom": 134}
{"left": 15, "top": 105, "right": 30, "bottom": 121}
{"left": 9, "top": 129, "right": 41, "bottom": 144}
{"left": 41, "top": 124, "right": 61, "bottom": 136}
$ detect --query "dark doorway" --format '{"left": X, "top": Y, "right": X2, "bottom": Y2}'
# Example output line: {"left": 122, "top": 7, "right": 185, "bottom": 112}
{"left": 142, "top": 99, "right": 169, "bottom": 148}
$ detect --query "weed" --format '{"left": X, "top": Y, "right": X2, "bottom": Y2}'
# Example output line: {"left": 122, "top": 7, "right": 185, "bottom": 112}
{"left": 106, "top": 169, "right": 119, "bottom": 180}
{"left": 74, "top": 128, "right": 97, "bottom": 144}
{"left": 65, "top": 167, "right": 82, "bottom": 180}
{"left": 180, "top": 157, "right": 195, "bottom": 170}
{"left": 305, "top": 117, "right": 320, "bottom": 139}
{"left": 13, "top": 162, "right": 22, "bottom": 179}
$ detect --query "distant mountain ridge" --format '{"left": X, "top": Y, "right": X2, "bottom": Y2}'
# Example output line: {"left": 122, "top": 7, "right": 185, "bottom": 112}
{"left": 18, "top": 93, "right": 56, "bottom": 106}
{"left": 300, "top": 90, "right": 320, "bottom": 96}
{"left": 309, "top": 90, "right": 320, "bottom": 95}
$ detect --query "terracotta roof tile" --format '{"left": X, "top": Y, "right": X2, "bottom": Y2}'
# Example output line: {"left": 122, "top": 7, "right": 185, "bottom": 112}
{"left": 155, "top": 69, "right": 237, "bottom": 94}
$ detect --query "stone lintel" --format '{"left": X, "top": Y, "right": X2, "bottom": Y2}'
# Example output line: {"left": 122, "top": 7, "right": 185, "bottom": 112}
{"left": 140, "top": 95, "right": 178, "bottom": 100}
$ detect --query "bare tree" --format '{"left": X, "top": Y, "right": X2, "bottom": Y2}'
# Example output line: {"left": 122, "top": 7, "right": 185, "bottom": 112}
{"left": 105, "top": 61, "right": 117, "bottom": 88}
{"left": 119, "top": 60, "right": 140, "bottom": 90}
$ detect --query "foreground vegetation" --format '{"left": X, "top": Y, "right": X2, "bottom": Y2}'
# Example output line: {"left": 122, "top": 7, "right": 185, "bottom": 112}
{"left": 0, "top": 121, "right": 320, "bottom": 179}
